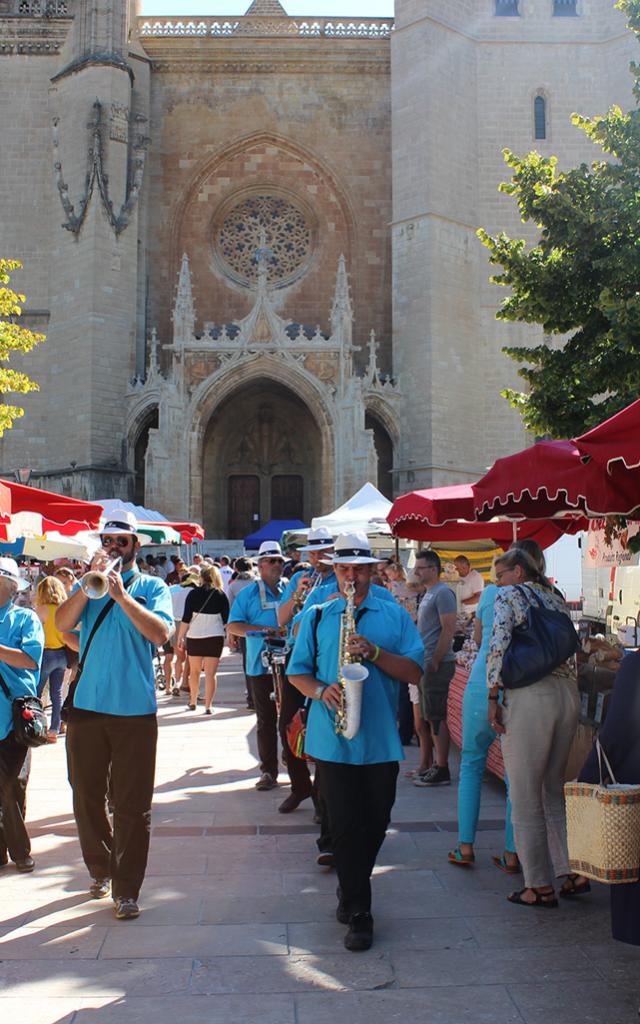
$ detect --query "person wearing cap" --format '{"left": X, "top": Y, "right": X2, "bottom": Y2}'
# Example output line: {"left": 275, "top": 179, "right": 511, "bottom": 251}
{"left": 287, "top": 532, "right": 424, "bottom": 952}
{"left": 0, "top": 557, "right": 44, "bottom": 874}
{"left": 56, "top": 509, "right": 173, "bottom": 920}
{"left": 227, "top": 542, "right": 287, "bottom": 790}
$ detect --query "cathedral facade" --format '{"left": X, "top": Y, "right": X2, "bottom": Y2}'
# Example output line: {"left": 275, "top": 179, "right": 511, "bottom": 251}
{"left": 0, "top": 0, "right": 633, "bottom": 536}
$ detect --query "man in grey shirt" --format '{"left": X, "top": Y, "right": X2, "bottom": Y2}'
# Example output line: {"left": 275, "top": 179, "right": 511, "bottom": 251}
{"left": 412, "top": 550, "right": 457, "bottom": 786}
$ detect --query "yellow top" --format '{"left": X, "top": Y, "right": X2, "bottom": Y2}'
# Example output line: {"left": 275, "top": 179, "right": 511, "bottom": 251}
{"left": 41, "top": 604, "right": 65, "bottom": 650}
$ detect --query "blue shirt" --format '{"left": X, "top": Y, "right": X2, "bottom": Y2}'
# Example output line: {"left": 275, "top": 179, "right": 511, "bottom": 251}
{"left": 288, "top": 589, "right": 424, "bottom": 765}
{"left": 228, "top": 578, "right": 285, "bottom": 677}
{"left": 0, "top": 599, "right": 44, "bottom": 741}
{"left": 73, "top": 568, "right": 173, "bottom": 717}
{"left": 467, "top": 584, "right": 497, "bottom": 688}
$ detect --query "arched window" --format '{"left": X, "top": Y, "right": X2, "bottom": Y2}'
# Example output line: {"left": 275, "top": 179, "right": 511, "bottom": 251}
{"left": 554, "top": 0, "right": 577, "bottom": 15}
{"left": 496, "top": 0, "right": 519, "bottom": 15}
{"left": 133, "top": 407, "right": 158, "bottom": 506}
{"left": 534, "top": 95, "right": 547, "bottom": 140}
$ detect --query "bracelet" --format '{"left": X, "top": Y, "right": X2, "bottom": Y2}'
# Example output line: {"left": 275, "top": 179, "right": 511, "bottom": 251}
{"left": 370, "top": 644, "right": 381, "bottom": 663}
{"left": 313, "top": 684, "right": 325, "bottom": 701}
{"left": 488, "top": 695, "right": 499, "bottom": 702}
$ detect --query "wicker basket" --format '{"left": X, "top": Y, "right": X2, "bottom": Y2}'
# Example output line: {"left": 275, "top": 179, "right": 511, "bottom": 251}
{"left": 565, "top": 742, "right": 640, "bottom": 884}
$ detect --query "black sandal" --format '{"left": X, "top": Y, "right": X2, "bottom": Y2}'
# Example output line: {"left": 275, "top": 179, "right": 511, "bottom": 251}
{"left": 507, "top": 887, "right": 558, "bottom": 909}
{"left": 560, "top": 874, "right": 591, "bottom": 898}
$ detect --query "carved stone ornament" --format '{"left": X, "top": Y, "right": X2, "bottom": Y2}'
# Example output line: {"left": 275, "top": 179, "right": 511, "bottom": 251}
{"left": 52, "top": 100, "right": 149, "bottom": 237}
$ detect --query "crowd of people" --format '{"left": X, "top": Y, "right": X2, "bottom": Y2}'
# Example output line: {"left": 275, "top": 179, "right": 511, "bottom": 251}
{"left": 0, "top": 509, "right": 637, "bottom": 950}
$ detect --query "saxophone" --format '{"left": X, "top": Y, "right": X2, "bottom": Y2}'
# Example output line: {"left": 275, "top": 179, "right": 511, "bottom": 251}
{"left": 335, "top": 579, "right": 369, "bottom": 739}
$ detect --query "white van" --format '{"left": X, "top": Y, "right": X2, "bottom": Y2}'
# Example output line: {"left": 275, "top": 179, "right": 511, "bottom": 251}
{"left": 610, "top": 566, "right": 640, "bottom": 644}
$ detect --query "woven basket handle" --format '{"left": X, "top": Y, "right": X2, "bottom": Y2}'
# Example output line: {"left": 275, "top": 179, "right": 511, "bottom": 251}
{"left": 596, "top": 739, "right": 618, "bottom": 786}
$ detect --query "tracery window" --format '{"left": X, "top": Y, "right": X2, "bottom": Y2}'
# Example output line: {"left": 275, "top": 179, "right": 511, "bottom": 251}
{"left": 17, "top": 0, "right": 68, "bottom": 13}
{"left": 495, "top": 0, "right": 519, "bottom": 15}
{"left": 534, "top": 95, "right": 547, "bottom": 140}
{"left": 215, "top": 194, "right": 313, "bottom": 289}
{"left": 554, "top": 0, "right": 578, "bottom": 14}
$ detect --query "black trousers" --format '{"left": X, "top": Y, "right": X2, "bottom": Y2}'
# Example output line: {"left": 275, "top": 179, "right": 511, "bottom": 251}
{"left": 0, "top": 734, "right": 30, "bottom": 862}
{"left": 66, "top": 711, "right": 157, "bottom": 900}
{"left": 247, "top": 675, "right": 278, "bottom": 779}
{"left": 278, "top": 677, "right": 312, "bottom": 798}
{"left": 316, "top": 759, "right": 398, "bottom": 916}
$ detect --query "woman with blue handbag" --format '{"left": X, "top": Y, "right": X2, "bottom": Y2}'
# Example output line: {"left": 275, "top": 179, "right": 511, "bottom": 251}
{"left": 487, "top": 545, "right": 583, "bottom": 908}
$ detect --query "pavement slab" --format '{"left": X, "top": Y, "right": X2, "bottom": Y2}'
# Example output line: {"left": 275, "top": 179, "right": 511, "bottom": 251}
{"left": 0, "top": 649, "right": 637, "bottom": 1023}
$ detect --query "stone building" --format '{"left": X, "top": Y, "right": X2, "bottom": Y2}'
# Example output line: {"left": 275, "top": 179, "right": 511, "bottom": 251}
{"left": 0, "top": 0, "right": 634, "bottom": 536}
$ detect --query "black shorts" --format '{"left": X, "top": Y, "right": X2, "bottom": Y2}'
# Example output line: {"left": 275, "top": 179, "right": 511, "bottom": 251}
{"left": 186, "top": 636, "right": 224, "bottom": 658}
{"left": 420, "top": 660, "right": 456, "bottom": 728}
{"left": 162, "top": 640, "right": 174, "bottom": 655}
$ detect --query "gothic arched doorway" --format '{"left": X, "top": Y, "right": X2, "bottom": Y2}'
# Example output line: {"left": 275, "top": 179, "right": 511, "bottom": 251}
{"left": 202, "top": 379, "right": 323, "bottom": 538}
{"left": 365, "top": 411, "right": 394, "bottom": 500}
{"left": 133, "top": 406, "right": 159, "bottom": 506}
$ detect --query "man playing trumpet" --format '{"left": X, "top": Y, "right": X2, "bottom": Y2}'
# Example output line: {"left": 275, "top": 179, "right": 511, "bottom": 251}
{"left": 56, "top": 509, "right": 173, "bottom": 920}
{"left": 288, "top": 532, "right": 424, "bottom": 952}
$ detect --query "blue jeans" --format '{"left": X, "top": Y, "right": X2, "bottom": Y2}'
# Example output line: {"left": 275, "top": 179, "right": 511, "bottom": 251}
{"left": 37, "top": 648, "right": 67, "bottom": 734}
{"left": 457, "top": 682, "right": 515, "bottom": 851}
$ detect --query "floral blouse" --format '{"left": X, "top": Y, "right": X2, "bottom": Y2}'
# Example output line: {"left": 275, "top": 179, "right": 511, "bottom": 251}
{"left": 486, "top": 582, "right": 571, "bottom": 689}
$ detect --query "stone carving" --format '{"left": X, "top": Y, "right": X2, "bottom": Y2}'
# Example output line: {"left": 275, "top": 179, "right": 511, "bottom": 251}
{"left": 109, "top": 103, "right": 129, "bottom": 144}
{"left": 52, "top": 100, "right": 149, "bottom": 237}
{"left": 17, "top": 0, "right": 68, "bottom": 13}
{"left": 216, "top": 195, "right": 312, "bottom": 288}
{"left": 139, "top": 18, "right": 393, "bottom": 39}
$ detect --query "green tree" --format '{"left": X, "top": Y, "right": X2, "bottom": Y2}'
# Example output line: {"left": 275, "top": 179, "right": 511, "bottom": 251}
{"left": 0, "top": 259, "right": 45, "bottom": 435}
{"left": 478, "top": 0, "right": 640, "bottom": 439}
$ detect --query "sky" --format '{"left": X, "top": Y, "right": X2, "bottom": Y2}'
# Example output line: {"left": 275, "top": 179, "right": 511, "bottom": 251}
{"left": 141, "top": 1, "right": 394, "bottom": 15}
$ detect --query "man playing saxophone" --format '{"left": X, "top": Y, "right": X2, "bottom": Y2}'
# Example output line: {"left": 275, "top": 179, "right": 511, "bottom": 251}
{"left": 287, "top": 532, "right": 424, "bottom": 952}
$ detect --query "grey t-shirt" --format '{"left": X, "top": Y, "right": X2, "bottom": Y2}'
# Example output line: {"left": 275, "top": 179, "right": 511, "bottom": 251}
{"left": 417, "top": 581, "right": 457, "bottom": 662}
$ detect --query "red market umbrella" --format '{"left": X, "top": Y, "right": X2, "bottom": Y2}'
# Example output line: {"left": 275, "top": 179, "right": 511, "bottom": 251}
{"left": 388, "top": 485, "right": 585, "bottom": 549}
{"left": 139, "top": 519, "right": 205, "bottom": 544}
{"left": 0, "top": 479, "right": 103, "bottom": 535}
{"left": 573, "top": 398, "right": 640, "bottom": 473}
{"left": 472, "top": 439, "right": 640, "bottom": 520}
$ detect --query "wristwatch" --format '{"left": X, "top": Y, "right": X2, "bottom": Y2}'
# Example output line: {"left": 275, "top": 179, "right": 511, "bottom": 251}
{"left": 314, "top": 685, "right": 325, "bottom": 700}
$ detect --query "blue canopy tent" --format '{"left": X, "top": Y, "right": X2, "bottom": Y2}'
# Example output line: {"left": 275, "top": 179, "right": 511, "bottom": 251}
{"left": 244, "top": 519, "right": 307, "bottom": 550}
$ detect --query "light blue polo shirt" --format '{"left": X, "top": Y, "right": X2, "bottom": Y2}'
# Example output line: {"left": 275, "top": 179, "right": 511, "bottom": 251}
{"left": 0, "top": 599, "right": 44, "bottom": 740}
{"left": 287, "top": 589, "right": 424, "bottom": 765}
{"left": 73, "top": 567, "right": 173, "bottom": 717}
{"left": 281, "top": 570, "right": 337, "bottom": 637}
{"left": 228, "top": 579, "right": 285, "bottom": 677}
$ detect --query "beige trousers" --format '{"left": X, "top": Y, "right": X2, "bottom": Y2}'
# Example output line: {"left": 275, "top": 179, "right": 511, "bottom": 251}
{"left": 501, "top": 673, "right": 579, "bottom": 889}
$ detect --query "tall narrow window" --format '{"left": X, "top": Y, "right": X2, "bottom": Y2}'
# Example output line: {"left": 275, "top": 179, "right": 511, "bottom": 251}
{"left": 554, "top": 0, "right": 577, "bottom": 15}
{"left": 534, "top": 95, "right": 547, "bottom": 140}
{"left": 496, "top": 0, "right": 519, "bottom": 13}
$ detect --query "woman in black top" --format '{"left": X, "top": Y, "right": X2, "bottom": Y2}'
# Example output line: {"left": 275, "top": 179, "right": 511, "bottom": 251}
{"left": 177, "top": 566, "right": 229, "bottom": 714}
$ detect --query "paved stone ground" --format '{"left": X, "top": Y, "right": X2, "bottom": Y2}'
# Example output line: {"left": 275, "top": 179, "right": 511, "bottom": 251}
{"left": 1, "top": 651, "right": 639, "bottom": 1024}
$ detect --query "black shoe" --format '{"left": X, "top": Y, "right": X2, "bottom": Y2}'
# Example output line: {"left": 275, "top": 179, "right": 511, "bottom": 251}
{"left": 316, "top": 851, "right": 335, "bottom": 868}
{"left": 187, "top": 704, "right": 196, "bottom": 711}
{"left": 413, "top": 764, "right": 451, "bottom": 787}
{"left": 204, "top": 708, "right": 212, "bottom": 716}
{"left": 89, "top": 877, "right": 111, "bottom": 899}
{"left": 344, "top": 912, "right": 373, "bottom": 952}
{"left": 278, "top": 792, "right": 311, "bottom": 814}
{"left": 114, "top": 897, "right": 140, "bottom": 920}
{"left": 336, "top": 886, "right": 349, "bottom": 924}
{"left": 15, "top": 856, "right": 35, "bottom": 873}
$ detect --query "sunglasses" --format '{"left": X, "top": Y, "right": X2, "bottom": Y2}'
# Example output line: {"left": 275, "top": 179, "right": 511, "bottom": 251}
{"left": 101, "top": 535, "right": 132, "bottom": 548}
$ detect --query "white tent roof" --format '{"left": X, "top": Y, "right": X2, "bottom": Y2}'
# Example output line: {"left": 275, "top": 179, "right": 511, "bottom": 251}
{"left": 311, "top": 482, "right": 392, "bottom": 536}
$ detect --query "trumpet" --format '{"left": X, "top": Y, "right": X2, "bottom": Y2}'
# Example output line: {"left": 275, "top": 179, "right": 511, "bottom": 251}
{"left": 80, "top": 557, "right": 122, "bottom": 600}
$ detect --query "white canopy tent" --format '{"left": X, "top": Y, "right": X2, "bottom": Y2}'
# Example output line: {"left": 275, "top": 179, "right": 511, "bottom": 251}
{"left": 311, "top": 483, "right": 392, "bottom": 536}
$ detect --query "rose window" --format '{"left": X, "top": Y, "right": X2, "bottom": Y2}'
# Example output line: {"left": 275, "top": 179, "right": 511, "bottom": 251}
{"left": 215, "top": 194, "right": 313, "bottom": 288}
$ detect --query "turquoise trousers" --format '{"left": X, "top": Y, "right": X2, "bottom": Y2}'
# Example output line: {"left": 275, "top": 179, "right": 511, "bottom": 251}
{"left": 458, "top": 681, "right": 515, "bottom": 851}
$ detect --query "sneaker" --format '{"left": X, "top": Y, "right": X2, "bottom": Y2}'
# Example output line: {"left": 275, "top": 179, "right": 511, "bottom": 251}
{"left": 89, "top": 877, "right": 111, "bottom": 899}
{"left": 255, "top": 772, "right": 277, "bottom": 791}
{"left": 316, "top": 851, "right": 335, "bottom": 868}
{"left": 15, "top": 856, "right": 35, "bottom": 873}
{"left": 413, "top": 764, "right": 451, "bottom": 787}
{"left": 344, "top": 912, "right": 374, "bottom": 952}
{"left": 114, "top": 897, "right": 140, "bottom": 920}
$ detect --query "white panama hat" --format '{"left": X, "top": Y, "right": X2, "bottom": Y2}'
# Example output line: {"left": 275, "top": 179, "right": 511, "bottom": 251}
{"left": 0, "top": 556, "right": 30, "bottom": 592}
{"left": 92, "top": 507, "right": 153, "bottom": 546}
{"left": 330, "top": 532, "right": 379, "bottom": 565}
{"left": 256, "top": 541, "right": 285, "bottom": 561}
{"left": 298, "top": 527, "right": 334, "bottom": 553}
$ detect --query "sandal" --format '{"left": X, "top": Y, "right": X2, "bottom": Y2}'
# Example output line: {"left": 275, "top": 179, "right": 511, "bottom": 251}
{"left": 492, "top": 854, "right": 521, "bottom": 876}
{"left": 507, "top": 887, "right": 558, "bottom": 909}
{"left": 559, "top": 874, "right": 591, "bottom": 898}
{"left": 447, "top": 846, "right": 475, "bottom": 867}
